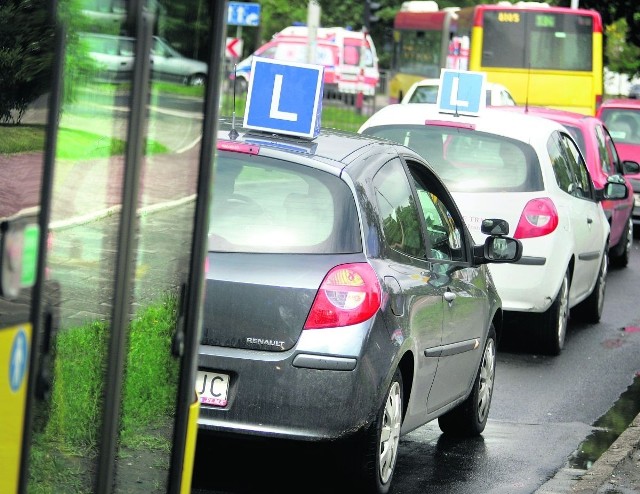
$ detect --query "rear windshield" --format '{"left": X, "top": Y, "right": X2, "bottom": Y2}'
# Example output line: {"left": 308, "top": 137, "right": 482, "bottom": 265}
{"left": 362, "top": 125, "right": 544, "bottom": 193}
{"left": 599, "top": 109, "right": 640, "bottom": 145}
{"left": 209, "top": 153, "right": 362, "bottom": 254}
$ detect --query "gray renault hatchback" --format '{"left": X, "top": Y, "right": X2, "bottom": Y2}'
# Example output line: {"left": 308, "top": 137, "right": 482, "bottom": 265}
{"left": 201, "top": 55, "right": 523, "bottom": 490}
{"left": 197, "top": 118, "right": 522, "bottom": 493}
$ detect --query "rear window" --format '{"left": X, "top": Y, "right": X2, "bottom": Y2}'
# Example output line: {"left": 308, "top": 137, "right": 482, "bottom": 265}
{"left": 600, "top": 109, "right": 640, "bottom": 145}
{"left": 209, "top": 153, "right": 361, "bottom": 254}
{"left": 362, "top": 125, "right": 544, "bottom": 193}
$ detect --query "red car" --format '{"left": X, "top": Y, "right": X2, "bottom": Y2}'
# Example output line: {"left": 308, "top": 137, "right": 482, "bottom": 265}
{"left": 500, "top": 106, "right": 639, "bottom": 267}
{"left": 597, "top": 99, "right": 640, "bottom": 237}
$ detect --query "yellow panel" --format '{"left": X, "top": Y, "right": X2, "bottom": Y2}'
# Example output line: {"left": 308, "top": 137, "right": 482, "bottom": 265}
{"left": 0, "top": 324, "right": 31, "bottom": 494}
{"left": 389, "top": 73, "right": 429, "bottom": 104}
{"left": 180, "top": 395, "right": 200, "bottom": 494}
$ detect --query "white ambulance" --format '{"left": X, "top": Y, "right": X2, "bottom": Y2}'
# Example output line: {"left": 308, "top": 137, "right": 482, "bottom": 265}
{"left": 230, "top": 26, "right": 380, "bottom": 100}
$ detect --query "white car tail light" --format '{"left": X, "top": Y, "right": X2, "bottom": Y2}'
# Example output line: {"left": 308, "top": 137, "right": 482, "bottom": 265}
{"left": 514, "top": 197, "right": 559, "bottom": 239}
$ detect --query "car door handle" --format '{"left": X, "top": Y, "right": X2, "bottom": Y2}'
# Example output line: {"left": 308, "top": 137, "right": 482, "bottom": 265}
{"left": 444, "top": 291, "right": 456, "bottom": 304}
{"left": 587, "top": 217, "right": 593, "bottom": 224}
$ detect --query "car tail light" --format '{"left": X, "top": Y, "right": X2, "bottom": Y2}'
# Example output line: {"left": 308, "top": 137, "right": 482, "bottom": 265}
{"left": 303, "top": 263, "right": 381, "bottom": 329}
{"left": 514, "top": 197, "right": 559, "bottom": 239}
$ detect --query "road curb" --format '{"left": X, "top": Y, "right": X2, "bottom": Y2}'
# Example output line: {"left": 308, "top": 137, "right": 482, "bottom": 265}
{"left": 570, "top": 411, "right": 640, "bottom": 493}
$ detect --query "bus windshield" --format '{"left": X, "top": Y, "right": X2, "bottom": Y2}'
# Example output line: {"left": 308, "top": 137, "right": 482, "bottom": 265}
{"left": 481, "top": 10, "right": 593, "bottom": 71}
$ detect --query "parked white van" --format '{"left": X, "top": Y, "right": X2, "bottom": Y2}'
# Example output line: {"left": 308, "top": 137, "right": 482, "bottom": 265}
{"left": 230, "top": 26, "right": 380, "bottom": 99}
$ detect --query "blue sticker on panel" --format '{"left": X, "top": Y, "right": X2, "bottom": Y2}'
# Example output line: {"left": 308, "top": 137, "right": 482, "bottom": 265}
{"left": 244, "top": 58, "right": 324, "bottom": 138}
{"left": 437, "top": 69, "right": 487, "bottom": 116}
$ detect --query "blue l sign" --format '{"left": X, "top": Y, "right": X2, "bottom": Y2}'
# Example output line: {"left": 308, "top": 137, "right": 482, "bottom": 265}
{"left": 228, "top": 2, "right": 261, "bottom": 26}
{"left": 437, "top": 69, "right": 487, "bottom": 116}
{"left": 244, "top": 58, "right": 324, "bottom": 139}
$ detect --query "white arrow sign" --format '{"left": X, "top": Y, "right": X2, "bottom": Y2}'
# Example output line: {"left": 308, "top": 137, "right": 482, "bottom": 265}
{"left": 225, "top": 37, "right": 243, "bottom": 59}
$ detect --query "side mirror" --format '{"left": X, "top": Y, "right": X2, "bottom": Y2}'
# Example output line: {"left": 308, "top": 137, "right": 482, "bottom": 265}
{"left": 596, "top": 175, "right": 628, "bottom": 201}
{"left": 622, "top": 160, "right": 640, "bottom": 175}
{"left": 483, "top": 236, "right": 523, "bottom": 263}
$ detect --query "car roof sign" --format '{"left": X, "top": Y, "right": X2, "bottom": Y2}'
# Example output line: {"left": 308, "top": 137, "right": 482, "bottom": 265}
{"left": 436, "top": 69, "right": 487, "bottom": 117}
{"left": 244, "top": 57, "right": 324, "bottom": 139}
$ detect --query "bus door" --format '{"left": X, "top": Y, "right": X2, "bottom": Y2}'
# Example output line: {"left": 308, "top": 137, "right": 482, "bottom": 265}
{"left": 0, "top": 0, "right": 226, "bottom": 492}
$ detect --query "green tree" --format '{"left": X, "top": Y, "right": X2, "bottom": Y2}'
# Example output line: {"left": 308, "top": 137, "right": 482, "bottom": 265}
{"left": 0, "top": 0, "right": 54, "bottom": 124}
{"left": 605, "top": 18, "right": 640, "bottom": 78}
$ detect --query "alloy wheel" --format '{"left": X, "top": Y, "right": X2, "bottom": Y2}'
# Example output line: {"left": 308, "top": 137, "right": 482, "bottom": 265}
{"left": 379, "top": 381, "right": 402, "bottom": 484}
{"left": 596, "top": 255, "right": 608, "bottom": 315}
{"left": 477, "top": 338, "right": 496, "bottom": 423}
{"left": 557, "top": 275, "right": 569, "bottom": 349}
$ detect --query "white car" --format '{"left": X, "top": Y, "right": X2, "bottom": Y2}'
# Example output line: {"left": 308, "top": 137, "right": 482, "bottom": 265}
{"left": 359, "top": 105, "right": 628, "bottom": 355}
{"left": 401, "top": 78, "right": 517, "bottom": 106}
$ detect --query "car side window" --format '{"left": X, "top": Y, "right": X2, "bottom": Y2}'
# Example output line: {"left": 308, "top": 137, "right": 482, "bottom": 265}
{"left": 594, "top": 124, "right": 613, "bottom": 176}
{"left": 561, "top": 133, "right": 593, "bottom": 199}
{"left": 373, "top": 158, "right": 427, "bottom": 259}
{"left": 407, "top": 160, "right": 466, "bottom": 263}
{"left": 604, "top": 127, "right": 624, "bottom": 175}
{"left": 547, "top": 133, "right": 574, "bottom": 194}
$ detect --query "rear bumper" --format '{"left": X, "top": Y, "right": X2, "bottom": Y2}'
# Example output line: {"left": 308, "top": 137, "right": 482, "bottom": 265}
{"left": 489, "top": 256, "right": 564, "bottom": 314}
{"left": 197, "top": 320, "right": 392, "bottom": 441}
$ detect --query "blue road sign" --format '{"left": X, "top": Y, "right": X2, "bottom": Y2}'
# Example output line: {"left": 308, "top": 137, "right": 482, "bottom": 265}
{"left": 437, "top": 69, "right": 486, "bottom": 116}
{"left": 244, "top": 58, "right": 324, "bottom": 139}
{"left": 228, "top": 2, "right": 261, "bottom": 27}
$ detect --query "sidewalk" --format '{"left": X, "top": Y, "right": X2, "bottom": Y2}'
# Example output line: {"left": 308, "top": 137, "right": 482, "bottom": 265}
{"left": 536, "top": 411, "right": 640, "bottom": 493}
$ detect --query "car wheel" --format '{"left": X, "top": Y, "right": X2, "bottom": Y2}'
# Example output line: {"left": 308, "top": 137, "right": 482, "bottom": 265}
{"left": 572, "top": 252, "right": 608, "bottom": 324}
{"left": 188, "top": 73, "right": 207, "bottom": 86}
{"left": 539, "top": 269, "right": 570, "bottom": 356}
{"left": 611, "top": 216, "right": 632, "bottom": 268}
{"left": 438, "top": 325, "right": 496, "bottom": 437}
{"left": 358, "top": 368, "right": 403, "bottom": 494}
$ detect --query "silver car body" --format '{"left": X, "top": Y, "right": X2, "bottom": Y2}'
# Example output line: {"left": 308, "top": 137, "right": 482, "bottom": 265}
{"left": 198, "top": 122, "right": 512, "bottom": 440}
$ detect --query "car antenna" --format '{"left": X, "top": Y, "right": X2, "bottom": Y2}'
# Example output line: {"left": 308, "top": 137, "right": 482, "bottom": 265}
{"left": 229, "top": 63, "right": 239, "bottom": 140}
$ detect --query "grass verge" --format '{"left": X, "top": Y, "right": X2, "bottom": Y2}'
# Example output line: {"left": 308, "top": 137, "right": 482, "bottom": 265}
{"left": 29, "top": 296, "right": 179, "bottom": 492}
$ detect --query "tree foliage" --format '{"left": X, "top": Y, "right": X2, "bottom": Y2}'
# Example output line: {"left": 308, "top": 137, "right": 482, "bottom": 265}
{"left": 0, "top": 0, "right": 54, "bottom": 124}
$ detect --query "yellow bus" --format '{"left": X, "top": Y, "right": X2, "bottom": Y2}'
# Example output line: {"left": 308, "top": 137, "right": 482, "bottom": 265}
{"left": 389, "top": 2, "right": 603, "bottom": 115}
{"left": 456, "top": 3, "right": 603, "bottom": 115}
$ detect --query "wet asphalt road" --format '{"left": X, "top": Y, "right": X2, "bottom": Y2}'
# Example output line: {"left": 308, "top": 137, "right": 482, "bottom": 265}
{"left": 192, "top": 240, "right": 640, "bottom": 493}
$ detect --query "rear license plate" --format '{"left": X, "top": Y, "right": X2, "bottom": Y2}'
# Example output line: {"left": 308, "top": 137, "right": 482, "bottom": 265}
{"left": 195, "top": 370, "right": 230, "bottom": 407}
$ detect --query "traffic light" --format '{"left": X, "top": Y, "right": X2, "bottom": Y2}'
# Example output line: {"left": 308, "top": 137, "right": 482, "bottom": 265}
{"left": 364, "top": 0, "right": 381, "bottom": 32}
